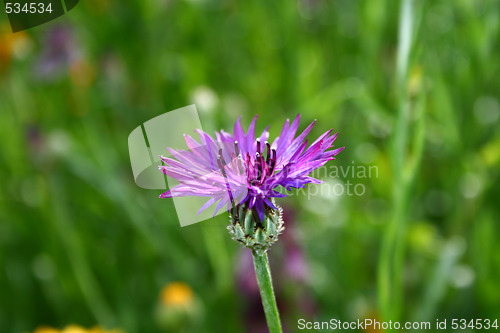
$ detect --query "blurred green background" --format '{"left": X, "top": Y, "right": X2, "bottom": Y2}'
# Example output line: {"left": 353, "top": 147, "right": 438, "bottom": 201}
{"left": 1, "top": 0, "right": 500, "bottom": 332}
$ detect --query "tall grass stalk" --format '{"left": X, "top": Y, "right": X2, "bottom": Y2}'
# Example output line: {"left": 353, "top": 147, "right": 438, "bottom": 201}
{"left": 377, "top": 0, "right": 423, "bottom": 324}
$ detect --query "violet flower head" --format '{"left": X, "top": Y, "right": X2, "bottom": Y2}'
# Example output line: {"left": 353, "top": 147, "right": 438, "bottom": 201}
{"left": 34, "top": 25, "right": 79, "bottom": 80}
{"left": 159, "top": 114, "right": 344, "bottom": 221}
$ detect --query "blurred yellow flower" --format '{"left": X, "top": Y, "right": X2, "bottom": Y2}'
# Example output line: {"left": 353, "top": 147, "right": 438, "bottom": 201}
{"left": 33, "top": 327, "right": 59, "bottom": 333}
{"left": 156, "top": 282, "right": 203, "bottom": 332}
{"left": 32, "top": 325, "right": 124, "bottom": 333}
{"left": 61, "top": 325, "right": 87, "bottom": 333}
{"left": 86, "top": 327, "right": 123, "bottom": 333}
{"left": 160, "top": 282, "right": 194, "bottom": 307}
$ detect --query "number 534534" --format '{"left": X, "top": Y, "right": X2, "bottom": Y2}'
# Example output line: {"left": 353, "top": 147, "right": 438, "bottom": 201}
{"left": 5, "top": 2, "right": 53, "bottom": 14}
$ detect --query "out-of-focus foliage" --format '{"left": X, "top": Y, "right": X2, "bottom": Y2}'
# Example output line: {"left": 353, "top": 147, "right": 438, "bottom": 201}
{"left": 0, "top": 0, "right": 499, "bottom": 332}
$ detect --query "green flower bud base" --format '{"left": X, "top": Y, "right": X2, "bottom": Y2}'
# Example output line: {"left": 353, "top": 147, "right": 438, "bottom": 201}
{"left": 227, "top": 203, "right": 285, "bottom": 254}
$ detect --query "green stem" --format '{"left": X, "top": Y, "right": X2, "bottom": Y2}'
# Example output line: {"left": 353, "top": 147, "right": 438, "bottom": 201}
{"left": 252, "top": 250, "right": 282, "bottom": 333}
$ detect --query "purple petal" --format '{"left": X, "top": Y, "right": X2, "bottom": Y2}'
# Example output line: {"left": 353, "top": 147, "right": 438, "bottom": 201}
{"left": 234, "top": 116, "right": 247, "bottom": 155}
{"left": 246, "top": 115, "right": 258, "bottom": 155}
{"left": 198, "top": 197, "right": 220, "bottom": 215}
{"left": 264, "top": 198, "right": 277, "bottom": 210}
{"left": 255, "top": 198, "right": 264, "bottom": 221}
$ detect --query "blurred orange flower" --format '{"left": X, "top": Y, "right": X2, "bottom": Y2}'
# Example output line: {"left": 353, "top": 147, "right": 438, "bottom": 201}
{"left": 0, "top": 23, "right": 30, "bottom": 72}
{"left": 69, "top": 58, "right": 95, "bottom": 88}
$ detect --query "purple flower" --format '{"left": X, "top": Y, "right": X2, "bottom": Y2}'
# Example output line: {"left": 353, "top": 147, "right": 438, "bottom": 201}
{"left": 34, "top": 25, "right": 80, "bottom": 80}
{"left": 159, "top": 114, "right": 344, "bottom": 220}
